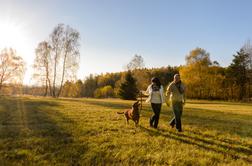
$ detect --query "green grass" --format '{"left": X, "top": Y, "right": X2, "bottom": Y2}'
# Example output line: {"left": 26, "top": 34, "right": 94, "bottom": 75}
{"left": 0, "top": 96, "right": 251, "bottom": 165}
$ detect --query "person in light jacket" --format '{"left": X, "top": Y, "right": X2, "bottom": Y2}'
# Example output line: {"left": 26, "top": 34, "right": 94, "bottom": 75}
{"left": 166, "top": 74, "right": 186, "bottom": 132}
{"left": 143, "top": 77, "right": 165, "bottom": 128}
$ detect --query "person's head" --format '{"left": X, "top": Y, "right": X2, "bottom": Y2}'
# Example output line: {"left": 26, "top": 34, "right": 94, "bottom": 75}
{"left": 174, "top": 74, "right": 181, "bottom": 83}
{"left": 151, "top": 77, "right": 161, "bottom": 87}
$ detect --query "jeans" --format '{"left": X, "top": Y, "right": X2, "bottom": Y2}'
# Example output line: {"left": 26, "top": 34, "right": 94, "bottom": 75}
{"left": 150, "top": 103, "right": 162, "bottom": 128}
{"left": 170, "top": 101, "right": 183, "bottom": 131}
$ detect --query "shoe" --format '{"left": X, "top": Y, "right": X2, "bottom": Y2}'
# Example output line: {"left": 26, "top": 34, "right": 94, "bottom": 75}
{"left": 178, "top": 129, "right": 182, "bottom": 132}
{"left": 169, "top": 123, "right": 175, "bottom": 128}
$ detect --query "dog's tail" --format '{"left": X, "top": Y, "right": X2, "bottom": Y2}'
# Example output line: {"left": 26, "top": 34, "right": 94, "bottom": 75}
{"left": 117, "top": 112, "right": 124, "bottom": 114}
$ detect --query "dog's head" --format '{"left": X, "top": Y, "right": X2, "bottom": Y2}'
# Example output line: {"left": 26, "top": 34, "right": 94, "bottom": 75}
{"left": 132, "top": 100, "right": 141, "bottom": 111}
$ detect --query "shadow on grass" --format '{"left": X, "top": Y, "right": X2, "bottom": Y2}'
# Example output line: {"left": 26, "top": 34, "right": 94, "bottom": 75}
{"left": 0, "top": 96, "right": 87, "bottom": 165}
{"left": 139, "top": 126, "right": 252, "bottom": 163}
{"left": 83, "top": 98, "right": 252, "bottom": 138}
{"left": 0, "top": 96, "right": 24, "bottom": 138}
{"left": 187, "top": 100, "right": 252, "bottom": 106}
{"left": 160, "top": 105, "right": 252, "bottom": 139}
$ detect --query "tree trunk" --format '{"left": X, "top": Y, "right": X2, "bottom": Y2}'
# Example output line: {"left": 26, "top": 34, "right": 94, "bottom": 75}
{"left": 0, "top": 76, "right": 4, "bottom": 92}
{"left": 45, "top": 63, "right": 52, "bottom": 96}
{"left": 57, "top": 53, "right": 67, "bottom": 97}
{"left": 44, "top": 79, "right": 48, "bottom": 96}
{"left": 52, "top": 54, "right": 58, "bottom": 98}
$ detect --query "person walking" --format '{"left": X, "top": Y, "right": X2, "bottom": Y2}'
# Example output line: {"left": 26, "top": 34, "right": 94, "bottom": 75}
{"left": 143, "top": 77, "right": 165, "bottom": 128}
{"left": 166, "top": 74, "right": 186, "bottom": 132}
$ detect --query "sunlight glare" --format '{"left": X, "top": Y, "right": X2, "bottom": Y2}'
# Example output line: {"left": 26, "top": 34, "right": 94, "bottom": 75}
{"left": 0, "top": 19, "right": 33, "bottom": 84}
{"left": 0, "top": 20, "right": 28, "bottom": 51}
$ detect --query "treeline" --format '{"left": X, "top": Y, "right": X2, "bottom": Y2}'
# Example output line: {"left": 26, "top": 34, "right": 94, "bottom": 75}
{"left": 61, "top": 66, "right": 178, "bottom": 98}
{"left": 22, "top": 66, "right": 178, "bottom": 98}
{"left": 21, "top": 46, "right": 252, "bottom": 101}
{"left": 54, "top": 47, "right": 251, "bottom": 101}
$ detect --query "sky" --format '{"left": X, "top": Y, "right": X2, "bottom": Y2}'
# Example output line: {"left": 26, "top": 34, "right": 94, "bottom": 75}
{"left": 0, "top": 0, "right": 252, "bottom": 84}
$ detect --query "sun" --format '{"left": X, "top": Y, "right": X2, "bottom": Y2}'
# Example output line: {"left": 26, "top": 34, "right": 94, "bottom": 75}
{"left": 0, "top": 19, "right": 34, "bottom": 84}
{"left": 0, "top": 20, "right": 28, "bottom": 53}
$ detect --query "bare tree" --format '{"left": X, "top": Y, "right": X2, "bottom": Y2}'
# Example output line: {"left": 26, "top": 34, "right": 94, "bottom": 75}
{"left": 57, "top": 25, "right": 80, "bottom": 97}
{"left": 49, "top": 24, "right": 80, "bottom": 97}
{"left": 50, "top": 24, "right": 64, "bottom": 97}
{"left": 0, "top": 48, "right": 25, "bottom": 91}
{"left": 33, "top": 41, "right": 52, "bottom": 96}
{"left": 126, "top": 54, "right": 145, "bottom": 71}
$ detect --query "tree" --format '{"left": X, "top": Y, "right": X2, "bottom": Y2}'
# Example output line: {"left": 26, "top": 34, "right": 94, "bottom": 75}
{"left": 94, "top": 85, "right": 114, "bottom": 98}
{"left": 49, "top": 23, "right": 80, "bottom": 97}
{"left": 185, "top": 47, "right": 212, "bottom": 66}
{"left": 118, "top": 71, "right": 138, "bottom": 100}
{"left": 181, "top": 48, "right": 211, "bottom": 98}
{"left": 0, "top": 48, "right": 25, "bottom": 91}
{"left": 82, "top": 74, "right": 98, "bottom": 97}
{"left": 33, "top": 24, "right": 80, "bottom": 98}
{"left": 226, "top": 49, "right": 249, "bottom": 100}
{"left": 243, "top": 40, "right": 252, "bottom": 69}
{"left": 126, "top": 54, "right": 145, "bottom": 71}
{"left": 180, "top": 47, "right": 225, "bottom": 99}
{"left": 74, "top": 79, "right": 84, "bottom": 97}
{"left": 33, "top": 41, "right": 52, "bottom": 96}
{"left": 61, "top": 80, "right": 72, "bottom": 97}
{"left": 242, "top": 40, "right": 252, "bottom": 99}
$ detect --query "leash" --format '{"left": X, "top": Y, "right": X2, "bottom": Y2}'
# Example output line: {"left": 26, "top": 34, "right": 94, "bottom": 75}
{"left": 138, "top": 91, "right": 143, "bottom": 114}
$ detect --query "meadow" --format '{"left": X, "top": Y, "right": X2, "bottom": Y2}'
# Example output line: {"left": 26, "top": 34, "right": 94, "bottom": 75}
{"left": 0, "top": 96, "right": 251, "bottom": 165}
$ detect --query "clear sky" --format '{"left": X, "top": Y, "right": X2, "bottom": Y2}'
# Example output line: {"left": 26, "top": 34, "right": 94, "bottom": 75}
{"left": 0, "top": 0, "right": 252, "bottom": 84}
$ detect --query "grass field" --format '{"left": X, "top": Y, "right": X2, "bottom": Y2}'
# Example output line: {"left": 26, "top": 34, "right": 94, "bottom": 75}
{"left": 0, "top": 96, "right": 251, "bottom": 165}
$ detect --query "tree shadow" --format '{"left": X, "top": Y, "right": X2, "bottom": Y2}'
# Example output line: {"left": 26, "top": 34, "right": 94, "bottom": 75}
{"left": 161, "top": 106, "right": 252, "bottom": 138}
{"left": 0, "top": 96, "right": 23, "bottom": 139}
{"left": 187, "top": 100, "right": 252, "bottom": 106}
{"left": 0, "top": 96, "right": 87, "bottom": 165}
{"left": 76, "top": 98, "right": 252, "bottom": 138}
{"left": 139, "top": 126, "right": 252, "bottom": 163}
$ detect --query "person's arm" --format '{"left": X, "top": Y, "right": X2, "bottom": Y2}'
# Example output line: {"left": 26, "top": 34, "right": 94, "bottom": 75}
{"left": 165, "top": 84, "right": 171, "bottom": 106}
{"left": 142, "top": 85, "right": 151, "bottom": 96}
{"left": 182, "top": 84, "right": 186, "bottom": 105}
{"left": 166, "top": 84, "right": 171, "bottom": 97}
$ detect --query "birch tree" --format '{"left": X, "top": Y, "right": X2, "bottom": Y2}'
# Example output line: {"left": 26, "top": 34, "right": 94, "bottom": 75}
{"left": 33, "top": 41, "right": 52, "bottom": 96}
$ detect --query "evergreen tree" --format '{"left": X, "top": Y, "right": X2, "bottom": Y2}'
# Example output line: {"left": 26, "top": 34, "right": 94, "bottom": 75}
{"left": 118, "top": 71, "right": 139, "bottom": 100}
{"left": 227, "top": 49, "right": 249, "bottom": 100}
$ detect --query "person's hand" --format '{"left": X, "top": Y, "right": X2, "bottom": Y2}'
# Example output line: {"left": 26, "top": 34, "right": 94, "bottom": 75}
{"left": 140, "top": 90, "right": 145, "bottom": 95}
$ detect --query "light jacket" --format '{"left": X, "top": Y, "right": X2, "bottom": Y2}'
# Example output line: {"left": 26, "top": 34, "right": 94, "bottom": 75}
{"left": 144, "top": 84, "right": 165, "bottom": 104}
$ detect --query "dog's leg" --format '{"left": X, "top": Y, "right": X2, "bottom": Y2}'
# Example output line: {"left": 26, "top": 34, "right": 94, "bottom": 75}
{"left": 125, "top": 116, "right": 129, "bottom": 125}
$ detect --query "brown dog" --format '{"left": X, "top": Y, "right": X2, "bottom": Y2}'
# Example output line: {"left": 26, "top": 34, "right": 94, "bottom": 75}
{"left": 117, "top": 101, "right": 141, "bottom": 126}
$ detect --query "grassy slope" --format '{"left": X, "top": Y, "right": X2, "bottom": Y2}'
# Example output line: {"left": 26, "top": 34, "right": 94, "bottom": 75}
{"left": 0, "top": 96, "right": 251, "bottom": 165}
